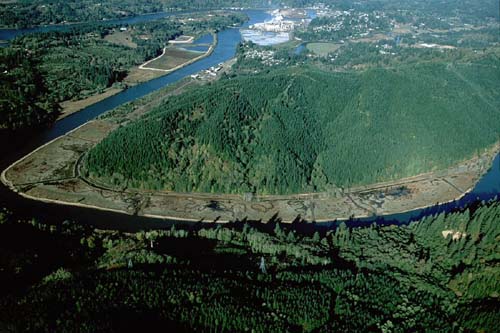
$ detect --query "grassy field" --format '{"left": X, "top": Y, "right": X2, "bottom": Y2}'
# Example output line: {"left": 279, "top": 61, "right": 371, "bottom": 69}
{"left": 124, "top": 67, "right": 165, "bottom": 84}
{"left": 145, "top": 47, "right": 203, "bottom": 71}
{"left": 306, "top": 42, "right": 342, "bottom": 56}
{"left": 58, "top": 87, "right": 123, "bottom": 120}
{"left": 103, "top": 30, "right": 137, "bottom": 48}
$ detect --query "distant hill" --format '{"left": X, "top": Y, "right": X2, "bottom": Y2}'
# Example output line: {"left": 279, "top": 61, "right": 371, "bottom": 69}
{"left": 0, "top": 0, "right": 270, "bottom": 28}
{"left": 85, "top": 61, "right": 500, "bottom": 194}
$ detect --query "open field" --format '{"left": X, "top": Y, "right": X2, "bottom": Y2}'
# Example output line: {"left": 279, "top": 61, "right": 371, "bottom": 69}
{"left": 306, "top": 42, "right": 341, "bottom": 56}
{"left": 139, "top": 32, "right": 216, "bottom": 73}
{"left": 3, "top": 65, "right": 497, "bottom": 223}
{"left": 58, "top": 87, "right": 123, "bottom": 120}
{"left": 123, "top": 67, "right": 165, "bottom": 85}
{"left": 104, "top": 30, "right": 138, "bottom": 48}
{"left": 351, "top": 33, "right": 392, "bottom": 43}
{"left": 170, "top": 35, "right": 194, "bottom": 43}
{"left": 145, "top": 47, "right": 202, "bottom": 71}
{"left": 57, "top": 32, "right": 215, "bottom": 117}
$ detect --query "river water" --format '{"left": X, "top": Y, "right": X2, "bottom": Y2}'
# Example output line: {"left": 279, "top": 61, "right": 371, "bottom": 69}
{"left": 0, "top": 10, "right": 498, "bottom": 231}
{"left": 0, "top": 10, "right": 201, "bottom": 41}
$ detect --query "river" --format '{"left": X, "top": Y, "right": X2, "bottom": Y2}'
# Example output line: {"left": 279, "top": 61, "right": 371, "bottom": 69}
{"left": 0, "top": 10, "right": 498, "bottom": 231}
{"left": 0, "top": 10, "right": 204, "bottom": 41}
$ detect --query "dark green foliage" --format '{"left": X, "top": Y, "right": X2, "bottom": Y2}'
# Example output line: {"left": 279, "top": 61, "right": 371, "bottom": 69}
{"left": 15, "top": 29, "right": 146, "bottom": 102}
{"left": 85, "top": 62, "right": 500, "bottom": 194}
{"left": 0, "top": 200, "right": 499, "bottom": 332}
{"left": 0, "top": 0, "right": 163, "bottom": 28}
{"left": 0, "top": 13, "right": 245, "bottom": 132}
{"left": 9, "top": 13, "right": 243, "bottom": 103}
{"left": 0, "top": 0, "right": 268, "bottom": 28}
{"left": 1, "top": 0, "right": 496, "bottom": 29}
{"left": 0, "top": 211, "right": 96, "bottom": 296}
{"left": 0, "top": 48, "right": 59, "bottom": 130}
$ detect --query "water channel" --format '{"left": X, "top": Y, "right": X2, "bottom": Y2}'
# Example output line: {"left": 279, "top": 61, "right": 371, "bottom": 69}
{"left": 0, "top": 10, "right": 498, "bottom": 231}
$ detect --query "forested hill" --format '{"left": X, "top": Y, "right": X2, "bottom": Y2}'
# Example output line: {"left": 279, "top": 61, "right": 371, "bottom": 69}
{"left": 0, "top": 0, "right": 271, "bottom": 28}
{"left": 85, "top": 59, "right": 500, "bottom": 194}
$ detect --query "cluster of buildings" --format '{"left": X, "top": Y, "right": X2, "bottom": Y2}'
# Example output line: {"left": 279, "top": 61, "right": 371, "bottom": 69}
{"left": 250, "top": 14, "right": 296, "bottom": 33}
{"left": 191, "top": 64, "right": 224, "bottom": 80}
{"left": 243, "top": 48, "right": 284, "bottom": 67}
{"left": 377, "top": 43, "right": 397, "bottom": 55}
{"left": 310, "top": 10, "right": 389, "bottom": 39}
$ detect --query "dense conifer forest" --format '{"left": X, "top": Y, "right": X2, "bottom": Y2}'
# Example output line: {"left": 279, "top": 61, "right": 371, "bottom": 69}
{"left": 0, "top": 48, "right": 59, "bottom": 130}
{"left": 0, "top": 199, "right": 498, "bottom": 331}
{"left": 85, "top": 61, "right": 500, "bottom": 194}
{"left": 0, "top": 1, "right": 498, "bottom": 332}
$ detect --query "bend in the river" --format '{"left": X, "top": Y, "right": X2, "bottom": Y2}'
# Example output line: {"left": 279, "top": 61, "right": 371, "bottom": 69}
{"left": 0, "top": 9, "right": 499, "bottom": 231}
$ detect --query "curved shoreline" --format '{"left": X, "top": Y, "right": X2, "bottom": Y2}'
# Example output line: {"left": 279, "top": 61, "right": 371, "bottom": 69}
{"left": 139, "top": 32, "right": 217, "bottom": 72}
{"left": 0, "top": 120, "right": 94, "bottom": 190}
{"left": 73, "top": 144, "right": 500, "bottom": 223}
{"left": 1, "top": 8, "right": 499, "bottom": 226}
{"left": 55, "top": 32, "right": 218, "bottom": 120}
{"left": 1, "top": 156, "right": 496, "bottom": 224}
{"left": 2, "top": 127, "right": 497, "bottom": 224}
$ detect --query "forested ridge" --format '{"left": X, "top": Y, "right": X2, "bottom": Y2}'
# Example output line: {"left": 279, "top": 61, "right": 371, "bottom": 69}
{"left": 85, "top": 61, "right": 500, "bottom": 194}
{"left": 0, "top": 199, "right": 498, "bottom": 332}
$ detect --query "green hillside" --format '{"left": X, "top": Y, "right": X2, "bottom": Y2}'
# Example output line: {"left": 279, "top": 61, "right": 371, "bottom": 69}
{"left": 85, "top": 61, "right": 500, "bottom": 194}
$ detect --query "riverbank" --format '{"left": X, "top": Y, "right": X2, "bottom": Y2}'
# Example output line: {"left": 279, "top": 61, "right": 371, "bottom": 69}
{"left": 58, "top": 88, "right": 124, "bottom": 121}
{"left": 0, "top": 9, "right": 188, "bottom": 31}
{"left": 56, "top": 32, "right": 217, "bottom": 120}
{"left": 140, "top": 32, "right": 217, "bottom": 72}
{"left": 3, "top": 77, "right": 498, "bottom": 223}
{"left": 2, "top": 8, "right": 498, "bottom": 226}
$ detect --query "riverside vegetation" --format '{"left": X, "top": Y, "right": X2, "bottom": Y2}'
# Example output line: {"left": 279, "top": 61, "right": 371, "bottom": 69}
{"left": 0, "top": 0, "right": 325, "bottom": 29}
{"left": 0, "top": 199, "right": 498, "bottom": 332}
{"left": 83, "top": 0, "right": 500, "bottom": 196}
{"left": 0, "top": 1, "right": 499, "bottom": 331}
{"left": 0, "top": 12, "right": 246, "bottom": 131}
{"left": 84, "top": 59, "right": 500, "bottom": 194}
{"left": 1, "top": 0, "right": 496, "bottom": 29}
{"left": 0, "top": 0, "right": 267, "bottom": 28}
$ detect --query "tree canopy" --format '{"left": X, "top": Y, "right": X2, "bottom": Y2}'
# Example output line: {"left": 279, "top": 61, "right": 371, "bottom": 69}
{"left": 85, "top": 62, "right": 500, "bottom": 194}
